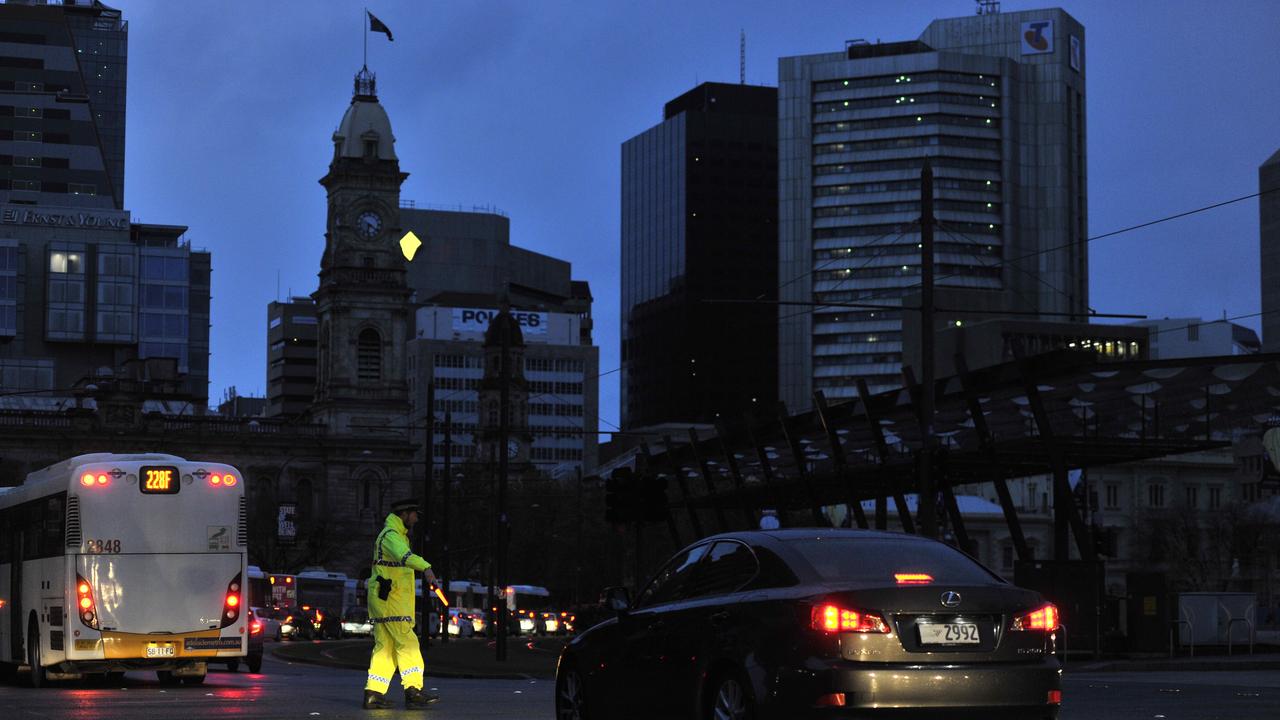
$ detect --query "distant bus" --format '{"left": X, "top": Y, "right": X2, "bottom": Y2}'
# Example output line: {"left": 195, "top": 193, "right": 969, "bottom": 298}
{"left": 266, "top": 572, "right": 297, "bottom": 609}
{"left": 295, "top": 569, "right": 347, "bottom": 614}
{"left": 507, "top": 585, "right": 553, "bottom": 635}
{"left": 0, "top": 453, "right": 248, "bottom": 685}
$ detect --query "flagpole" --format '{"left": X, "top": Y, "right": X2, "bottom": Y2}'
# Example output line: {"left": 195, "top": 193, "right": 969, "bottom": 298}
{"left": 363, "top": 7, "right": 367, "bottom": 68}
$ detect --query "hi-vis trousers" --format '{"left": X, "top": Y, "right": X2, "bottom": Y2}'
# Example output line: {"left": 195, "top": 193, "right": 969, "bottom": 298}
{"left": 364, "top": 618, "right": 425, "bottom": 694}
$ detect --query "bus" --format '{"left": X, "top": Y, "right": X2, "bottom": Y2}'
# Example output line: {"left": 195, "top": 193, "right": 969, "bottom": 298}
{"left": 507, "top": 585, "right": 554, "bottom": 635}
{"left": 295, "top": 568, "right": 347, "bottom": 612}
{"left": 446, "top": 580, "right": 488, "bottom": 636}
{"left": 0, "top": 453, "right": 249, "bottom": 686}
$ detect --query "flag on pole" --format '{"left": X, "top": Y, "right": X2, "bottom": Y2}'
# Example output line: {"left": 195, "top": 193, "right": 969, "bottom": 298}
{"left": 368, "top": 11, "right": 394, "bottom": 42}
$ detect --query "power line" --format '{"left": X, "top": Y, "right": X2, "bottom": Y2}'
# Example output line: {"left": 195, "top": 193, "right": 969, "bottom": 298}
{"left": 784, "top": 185, "right": 1280, "bottom": 317}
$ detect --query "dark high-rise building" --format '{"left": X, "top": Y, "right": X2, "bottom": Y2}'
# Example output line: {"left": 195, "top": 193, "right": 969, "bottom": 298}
{"left": 265, "top": 297, "right": 317, "bottom": 418}
{"left": 621, "top": 82, "right": 778, "bottom": 428}
{"left": 1, "top": 0, "right": 128, "bottom": 209}
{"left": 1261, "top": 148, "right": 1280, "bottom": 351}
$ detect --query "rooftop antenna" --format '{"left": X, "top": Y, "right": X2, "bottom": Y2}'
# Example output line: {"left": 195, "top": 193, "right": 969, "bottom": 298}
{"left": 975, "top": 0, "right": 1001, "bottom": 15}
{"left": 739, "top": 29, "right": 746, "bottom": 85}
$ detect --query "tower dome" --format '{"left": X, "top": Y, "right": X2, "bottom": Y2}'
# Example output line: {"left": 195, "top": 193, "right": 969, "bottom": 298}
{"left": 484, "top": 308, "right": 526, "bottom": 348}
{"left": 332, "top": 66, "right": 397, "bottom": 161}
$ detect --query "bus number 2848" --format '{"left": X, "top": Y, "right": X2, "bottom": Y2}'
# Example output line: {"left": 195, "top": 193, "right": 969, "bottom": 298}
{"left": 85, "top": 539, "right": 122, "bottom": 554}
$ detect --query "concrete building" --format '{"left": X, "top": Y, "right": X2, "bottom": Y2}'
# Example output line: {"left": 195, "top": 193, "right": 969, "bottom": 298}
{"left": 0, "top": 209, "right": 211, "bottom": 410}
{"left": 779, "top": 8, "right": 1088, "bottom": 408}
{"left": 265, "top": 297, "right": 317, "bottom": 417}
{"left": 0, "top": 0, "right": 127, "bottom": 209}
{"left": 410, "top": 299, "right": 600, "bottom": 476}
{"left": 621, "top": 82, "right": 778, "bottom": 428}
{"left": 1261, "top": 149, "right": 1280, "bottom": 351}
{"left": 1127, "top": 317, "right": 1260, "bottom": 359}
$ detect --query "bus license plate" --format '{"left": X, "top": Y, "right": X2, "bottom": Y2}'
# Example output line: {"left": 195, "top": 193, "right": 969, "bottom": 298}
{"left": 919, "top": 623, "right": 980, "bottom": 645}
{"left": 146, "top": 644, "right": 176, "bottom": 658}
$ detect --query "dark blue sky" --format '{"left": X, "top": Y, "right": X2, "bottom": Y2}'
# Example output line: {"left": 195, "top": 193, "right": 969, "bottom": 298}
{"left": 118, "top": 1, "right": 1280, "bottom": 427}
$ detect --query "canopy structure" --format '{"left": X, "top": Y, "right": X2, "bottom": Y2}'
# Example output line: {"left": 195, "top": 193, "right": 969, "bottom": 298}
{"left": 638, "top": 349, "right": 1279, "bottom": 563}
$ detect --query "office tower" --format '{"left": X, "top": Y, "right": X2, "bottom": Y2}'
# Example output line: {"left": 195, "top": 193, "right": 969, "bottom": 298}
{"left": 1261, "top": 149, "right": 1280, "bottom": 351}
{"left": 1, "top": 0, "right": 127, "bottom": 209}
{"left": 621, "top": 82, "right": 779, "bottom": 428}
{"left": 778, "top": 8, "right": 1087, "bottom": 406}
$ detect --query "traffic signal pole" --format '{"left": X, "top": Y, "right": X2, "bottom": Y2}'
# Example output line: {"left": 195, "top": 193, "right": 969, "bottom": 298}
{"left": 919, "top": 161, "right": 939, "bottom": 540}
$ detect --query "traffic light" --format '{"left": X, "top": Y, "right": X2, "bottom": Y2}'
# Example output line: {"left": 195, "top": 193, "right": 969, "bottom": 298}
{"left": 605, "top": 467, "right": 640, "bottom": 524}
{"left": 641, "top": 475, "right": 669, "bottom": 522}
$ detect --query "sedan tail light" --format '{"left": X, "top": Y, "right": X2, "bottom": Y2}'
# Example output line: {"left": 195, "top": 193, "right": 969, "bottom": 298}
{"left": 810, "top": 603, "right": 890, "bottom": 634}
{"left": 1011, "top": 603, "right": 1059, "bottom": 632}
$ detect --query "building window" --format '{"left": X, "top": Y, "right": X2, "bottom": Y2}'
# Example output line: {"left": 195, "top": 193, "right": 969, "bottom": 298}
{"left": 357, "top": 328, "right": 381, "bottom": 381}
{"left": 1185, "top": 485, "right": 1198, "bottom": 509}
{"left": 1105, "top": 483, "right": 1119, "bottom": 509}
{"left": 49, "top": 251, "right": 84, "bottom": 274}
{"left": 1208, "top": 486, "right": 1222, "bottom": 509}
{"left": 1188, "top": 323, "right": 1199, "bottom": 342}
{"left": 1147, "top": 483, "right": 1165, "bottom": 508}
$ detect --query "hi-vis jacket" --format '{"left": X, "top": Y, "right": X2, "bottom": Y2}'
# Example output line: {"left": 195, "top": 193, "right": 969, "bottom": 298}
{"left": 369, "top": 513, "right": 431, "bottom": 622}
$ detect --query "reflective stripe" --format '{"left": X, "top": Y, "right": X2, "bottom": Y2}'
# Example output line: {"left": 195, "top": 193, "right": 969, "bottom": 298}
{"left": 400, "top": 666, "right": 423, "bottom": 678}
{"left": 400, "top": 550, "right": 413, "bottom": 564}
{"left": 370, "top": 615, "right": 413, "bottom": 624}
{"left": 368, "top": 673, "right": 390, "bottom": 684}
{"left": 374, "top": 560, "right": 404, "bottom": 567}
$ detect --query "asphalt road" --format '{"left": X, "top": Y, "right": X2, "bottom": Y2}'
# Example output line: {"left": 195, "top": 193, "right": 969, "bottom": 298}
{"left": 2, "top": 654, "right": 1278, "bottom": 719}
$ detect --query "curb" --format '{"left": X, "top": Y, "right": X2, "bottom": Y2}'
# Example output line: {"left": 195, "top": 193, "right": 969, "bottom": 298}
{"left": 1070, "top": 657, "right": 1280, "bottom": 673}
{"left": 268, "top": 641, "right": 549, "bottom": 680}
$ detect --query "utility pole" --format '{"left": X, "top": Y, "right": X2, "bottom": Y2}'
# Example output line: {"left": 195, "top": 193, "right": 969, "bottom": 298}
{"left": 573, "top": 465, "right": 584, "bottom": 607}
{"left": 495, "top": 320, "right": 511, "bottom": 662}
{"left": 440, "top": 411, "right": 451, "bottom": 644}
{"left": 919, "top": 161, "right": 938, "bottom": 539}
{"left": 421, "top": 383, "right": 434, "bottom": 648}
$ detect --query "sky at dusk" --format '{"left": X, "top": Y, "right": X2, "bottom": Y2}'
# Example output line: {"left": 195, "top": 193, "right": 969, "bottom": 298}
{"left": 115, "top": 0, "right": 1280, "bottom": 431}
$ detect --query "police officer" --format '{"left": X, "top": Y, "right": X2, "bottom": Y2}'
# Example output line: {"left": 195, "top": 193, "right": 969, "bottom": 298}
{"left": 363, "top": 498, "right": 440, "bottom": 710}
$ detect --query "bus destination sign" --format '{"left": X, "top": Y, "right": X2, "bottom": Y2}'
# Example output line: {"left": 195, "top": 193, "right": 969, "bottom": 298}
{"left": 140, "top": 466, "right": 180, "bottom": 494}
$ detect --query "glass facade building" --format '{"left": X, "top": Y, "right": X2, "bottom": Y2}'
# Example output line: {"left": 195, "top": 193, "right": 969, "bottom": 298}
{"left": 779, "top": 9, "right": 1088, "bottom": 407}
{"left": 621, "top": 82, "right": 778, "bottom": 428}
{"left": 0, "top": 0, "right": 127, "bottom": 209}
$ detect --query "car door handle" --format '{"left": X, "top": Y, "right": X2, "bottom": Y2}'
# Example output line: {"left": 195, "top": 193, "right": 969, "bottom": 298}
{"left": 709, "top": 611, "right": 731, "bottom": 626}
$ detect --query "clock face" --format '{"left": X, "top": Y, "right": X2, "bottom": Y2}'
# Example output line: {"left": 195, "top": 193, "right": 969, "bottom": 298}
{"left": 356, "top": 211, "right": 383, "bottom": 239}
{"left": 507, "top": 439, "right": 521, "bottom": 459}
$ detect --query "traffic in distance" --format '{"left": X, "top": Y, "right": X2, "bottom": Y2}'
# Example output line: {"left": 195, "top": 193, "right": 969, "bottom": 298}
{"left": 556, "top": 529, "right": 1063, "bottom": 720}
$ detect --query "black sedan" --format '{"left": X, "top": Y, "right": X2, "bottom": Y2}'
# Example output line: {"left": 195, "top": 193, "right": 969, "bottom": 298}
{"left": 555, "top": 529, "right": 1061, "bottom": 720}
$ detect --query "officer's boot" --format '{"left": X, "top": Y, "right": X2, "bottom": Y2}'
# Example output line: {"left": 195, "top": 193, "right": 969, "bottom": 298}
{"left": 404, "top": 687, "right": 440, "bottom": 708}
{"left": 363, "top": 690, "right": 394, "bottom": 709}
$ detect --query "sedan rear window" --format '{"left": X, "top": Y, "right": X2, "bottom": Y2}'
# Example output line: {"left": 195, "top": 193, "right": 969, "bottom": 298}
{"left": 786, "top": 537, "right": 1003, "bottom": 586}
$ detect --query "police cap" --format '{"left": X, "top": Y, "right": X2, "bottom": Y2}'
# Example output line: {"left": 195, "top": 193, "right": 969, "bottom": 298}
{"left": 390, "top": 498, "right": 421, "bottom": 514}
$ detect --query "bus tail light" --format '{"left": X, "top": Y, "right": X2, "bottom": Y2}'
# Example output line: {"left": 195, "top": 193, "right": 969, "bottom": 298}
{"left": 1011, "top": 603, "right": 1060, "bottom": 632}
{"left": 77, "top": 574, "right": 99, "bottom": 629}
{"left": 80, "top": 472, "right": 95, "bottom": 487}
{"left": 810, "top": 603, "right": 890, "bottom": 634}
{"left": 221, "top": 573, "right": 243, "bottom": 628}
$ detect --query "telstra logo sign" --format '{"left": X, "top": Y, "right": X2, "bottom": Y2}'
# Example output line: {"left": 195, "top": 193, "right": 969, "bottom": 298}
{"left": 1020, "top": 20, "right": 1054, "bottom": 54}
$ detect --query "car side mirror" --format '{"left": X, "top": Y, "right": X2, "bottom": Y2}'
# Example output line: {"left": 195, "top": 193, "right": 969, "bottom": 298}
{"left": 602, "top": 586, "right": 632, "bottom": 614}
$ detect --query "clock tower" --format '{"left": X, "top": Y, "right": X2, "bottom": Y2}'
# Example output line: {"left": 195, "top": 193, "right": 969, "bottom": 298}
{"left": 311, "top": 67, "right": 412, "bottom": 434}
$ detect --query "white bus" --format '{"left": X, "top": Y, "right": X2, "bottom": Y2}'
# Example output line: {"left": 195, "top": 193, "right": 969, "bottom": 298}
{"left": 0, "top": 453, "right": 249, "bottom": 686}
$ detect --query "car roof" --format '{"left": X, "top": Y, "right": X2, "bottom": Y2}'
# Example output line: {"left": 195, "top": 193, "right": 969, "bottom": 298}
{"left": 700, "top": 527, "right": 934, "bottom": 546}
